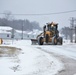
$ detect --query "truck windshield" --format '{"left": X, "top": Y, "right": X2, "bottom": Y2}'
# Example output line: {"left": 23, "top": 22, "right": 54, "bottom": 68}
{"left": 51, "top": 26, "right": 56, "bottom": 30}
{"left": 47, "top": 25, "right": 57, "bottom": 31}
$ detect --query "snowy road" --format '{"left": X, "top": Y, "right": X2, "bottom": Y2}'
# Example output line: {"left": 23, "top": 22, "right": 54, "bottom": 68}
{"left": 0, "top": 40, "right": 63, "bottom": 75}
{"left": 33, "top": 42, "right": 76, "bottom": 75}
{"left": 34, "top": 43, "right": 76, "bottom": 60}
{"left": 0, "top": 40, "right": 76, "bottom": 75}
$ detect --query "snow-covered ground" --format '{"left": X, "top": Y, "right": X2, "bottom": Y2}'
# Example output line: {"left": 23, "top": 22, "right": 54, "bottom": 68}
{"left": 0, "top": 40, "right": 64, "bottom": 75}
{"left": 36, "top": 42, "right": 76, "bottom": 60}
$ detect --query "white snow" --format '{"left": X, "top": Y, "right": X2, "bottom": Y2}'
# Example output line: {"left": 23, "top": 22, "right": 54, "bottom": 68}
{"left": 36, "top": 41, "right": 76, "bottom": 60}
{"left": 0, "top": 40, "right": 64, "bottom": 75}
{"left": 0, "top": 26, "right": 12, "bottom": 30}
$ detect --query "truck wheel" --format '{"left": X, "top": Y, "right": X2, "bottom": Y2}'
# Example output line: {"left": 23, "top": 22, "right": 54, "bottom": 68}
{"left": 52, "top": 37, "right": 57, "bottom": 45}
{"left": 59, "top": 37, "right": 63, "bottom": 45}
{"left": 38, "top": 37, "right": 43, "bottom": 45}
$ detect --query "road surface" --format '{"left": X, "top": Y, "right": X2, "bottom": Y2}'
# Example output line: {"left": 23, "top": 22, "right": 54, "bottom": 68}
{"left": 33, "top": 43, "right": 76, "bottom": 75}
{"left": 1, "top": 40, "right": 76, "bottom": 75}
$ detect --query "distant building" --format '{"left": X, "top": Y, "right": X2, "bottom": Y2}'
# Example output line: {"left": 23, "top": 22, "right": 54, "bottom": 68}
{"left": 0, "top": 26, "right": 12, "bottom": 39}
{"left": 0, "top": 26, "right": 42, "bottom": 39}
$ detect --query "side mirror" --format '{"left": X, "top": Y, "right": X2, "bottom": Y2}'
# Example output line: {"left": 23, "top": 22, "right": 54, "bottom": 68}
{"left": 44, "top": 25, "right": 46, "bottom": 29}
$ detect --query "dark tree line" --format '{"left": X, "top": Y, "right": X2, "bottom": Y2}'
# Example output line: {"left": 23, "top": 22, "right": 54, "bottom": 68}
{"left": 0, "top": 18, "right": 41, "bottom": 31}
{"left": 61, "top": 27, "right": 74, "bottom": 40}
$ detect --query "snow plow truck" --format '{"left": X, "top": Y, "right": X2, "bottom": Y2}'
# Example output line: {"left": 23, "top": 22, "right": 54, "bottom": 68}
{"left": 31, "top": 22, "right": 63, "bottom": 45}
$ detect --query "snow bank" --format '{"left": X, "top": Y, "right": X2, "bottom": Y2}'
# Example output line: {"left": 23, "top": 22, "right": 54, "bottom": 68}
{"left": 0, "top": 40, "right": 64, "bottom": 75}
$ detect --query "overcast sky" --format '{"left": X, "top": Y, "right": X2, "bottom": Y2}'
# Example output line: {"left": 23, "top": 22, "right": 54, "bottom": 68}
{"left": 0, "top": 0, "right": 76, "bottom": 29}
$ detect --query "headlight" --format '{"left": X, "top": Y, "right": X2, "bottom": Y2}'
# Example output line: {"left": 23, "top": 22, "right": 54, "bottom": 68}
{"left": 51, "top": 24, "right": 53, "bottom": 27}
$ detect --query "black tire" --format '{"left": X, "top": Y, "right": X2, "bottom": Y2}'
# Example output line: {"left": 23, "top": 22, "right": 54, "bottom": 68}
{"left": 52, "top": 37, "right": 57, "bottom": 45}
{"left": 38, "top": 37, "right": 43, "bottom": 45}
{"left": 46, "top": 34, "right": 49, "bottom": 43}
{"left": 58, "top": 37, "right": 63, "bottom": 45}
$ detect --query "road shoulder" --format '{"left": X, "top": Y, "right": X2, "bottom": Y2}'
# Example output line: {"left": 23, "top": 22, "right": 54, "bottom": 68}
{"left": 36, "top": 47, "right": 76, "bottom": 75}
{"left": 54, "top": 54, "right": 76, "bottom": 75}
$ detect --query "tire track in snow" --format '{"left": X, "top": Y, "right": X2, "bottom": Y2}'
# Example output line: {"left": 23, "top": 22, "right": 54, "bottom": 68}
{"left": 36, "top": 45, "right": 76, "bottom": 60}
{"left": 35, "top": 45, "right": 76, "bottom": 75}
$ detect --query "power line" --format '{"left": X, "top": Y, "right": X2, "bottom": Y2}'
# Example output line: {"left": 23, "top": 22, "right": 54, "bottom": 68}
{"left": 0, "top": 10, "right": 76, "bottom": 16}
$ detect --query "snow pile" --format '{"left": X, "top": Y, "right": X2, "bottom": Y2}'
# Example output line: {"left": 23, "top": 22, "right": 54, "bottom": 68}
{"left": 0, "top": 40, "right": 64, "bottom": 75}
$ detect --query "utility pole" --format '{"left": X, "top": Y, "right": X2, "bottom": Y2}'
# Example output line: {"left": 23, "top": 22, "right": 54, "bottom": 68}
{"left": 11, "top": 20, "right": 15, "bottom": 44}
{"left": 74, "top": 19, "right": 76, "bottom": 43}
{"left": 75, "top": 26, "right": 76, "bottom": 43}
{"left": 11, "top": 28, "right": 14, "bottom": 44}
{"left": 21, "top": 20, "right": 24, "bottom": 39}
{"left": 22, "top": 22, "right": 23, "bottom": 39}
{"left": 70, "top": 17, "right": 74, "bottom": 43}
{"left": 70, "top": 17, "right": 76, "bottom": 43}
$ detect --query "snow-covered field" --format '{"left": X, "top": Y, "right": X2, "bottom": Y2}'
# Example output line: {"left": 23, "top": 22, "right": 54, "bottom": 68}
{"left": 0, "top": 40, "right": 64, "bottom": 75}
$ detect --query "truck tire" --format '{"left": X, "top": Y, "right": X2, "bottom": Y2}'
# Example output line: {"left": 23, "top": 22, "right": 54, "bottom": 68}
{"left": 38, "top": 37, "right": 43, "bottom": 45}
{"left": 52, "top": 37, "right": 57, "bottom": 45}
{"left": 58, "top": 37, "right": 63, "bottom": 45}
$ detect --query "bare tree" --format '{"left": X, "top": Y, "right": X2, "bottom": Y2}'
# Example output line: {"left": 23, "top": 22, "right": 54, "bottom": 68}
{"left": 61, "top": 27, "right": 69, "bottom": 40}
{"left": 3, "top": 10, "right": 14, "bottom": 20}
{"left": 2, "top": 10, "right": 14, "bottom": 26}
